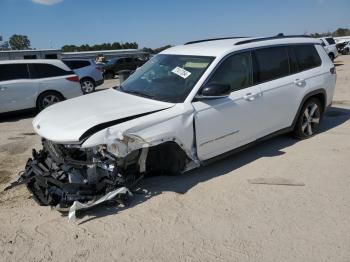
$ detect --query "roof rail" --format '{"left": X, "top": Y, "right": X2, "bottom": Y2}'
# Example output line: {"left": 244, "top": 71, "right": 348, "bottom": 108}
{"left": 235, "top": 34, "right": 311, "bottom": 45}
{"left": 185, "top": 37, "right": 247, "bottom": 45}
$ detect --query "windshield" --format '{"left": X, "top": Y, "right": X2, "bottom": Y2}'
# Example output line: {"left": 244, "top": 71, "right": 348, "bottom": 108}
{"left": 119, "top": 54, "right": 214, "bottom": 103}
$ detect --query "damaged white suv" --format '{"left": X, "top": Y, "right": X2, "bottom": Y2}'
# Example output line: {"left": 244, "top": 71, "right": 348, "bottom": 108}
{"left": 8, "top": 35, "right": 336, "bottom": 211}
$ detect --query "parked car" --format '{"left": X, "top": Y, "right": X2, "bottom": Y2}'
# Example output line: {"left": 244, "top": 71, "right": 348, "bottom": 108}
{"left": 319, "top": 37, "right": 338, "bottom": 61}
{"left": 62, "top": 59, "right": 104, "bottom": 94}
{"left": 10, "top": 35, "right": 336, "bottom": 211}
{"left": 339, "top": 41, "right": 350, "bottom": 55}
{"left": 103, "top": 57, "right": 146, "bottom": 79}
{"left": 0, "top": 59, "right": 82, "bottom": 114}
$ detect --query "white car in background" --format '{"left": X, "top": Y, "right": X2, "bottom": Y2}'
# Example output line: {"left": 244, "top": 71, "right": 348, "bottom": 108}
{"left": 0, "top": 59, "right": 83, "bottom": 113}
{"left": 319, "top": 37, "right": 338, "bottom": 61}
{"left": 62, "top": 59, "right": 104, "bottom": 94}
{"left": 11, "top": 35, "right": 336, "bottom": 211}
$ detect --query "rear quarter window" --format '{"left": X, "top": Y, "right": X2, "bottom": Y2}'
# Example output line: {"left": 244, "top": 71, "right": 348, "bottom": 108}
{"left": 293, "top": 45, "right": 321, "bottom": 72}
{"left": 0, "top": 64, "right": 29, "bottom": 81}
{"left": 325, "top": 38, "right": 335, "bottom": 45}
{"left": 28, "top": 63, "right": 73, "bottom": 79}
{"left": 253, "top": 46, "right": 289, "bottom": 84}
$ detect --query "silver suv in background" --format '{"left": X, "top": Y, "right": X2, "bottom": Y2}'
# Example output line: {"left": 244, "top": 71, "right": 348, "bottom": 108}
{"left": 319, "top": 37, "right": 338, "bottom": 61}
{"left": 0, "top": 59, "right": 83, "bottom": 113}
{"left": 62, "top": 59, "right": 104, "bottom": 94}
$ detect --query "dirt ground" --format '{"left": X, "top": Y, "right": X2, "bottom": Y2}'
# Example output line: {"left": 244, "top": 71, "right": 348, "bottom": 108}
{"left": 0, "top": 56, "right": 350, "bottom": 262}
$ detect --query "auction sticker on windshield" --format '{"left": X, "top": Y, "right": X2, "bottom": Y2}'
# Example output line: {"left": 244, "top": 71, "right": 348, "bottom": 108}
{"left": 172, "top": 67, "right": 191, "bottom": 79}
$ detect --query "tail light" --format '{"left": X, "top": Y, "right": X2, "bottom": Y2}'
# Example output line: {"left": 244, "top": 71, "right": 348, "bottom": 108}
{"left": 66, "top": 75, "right": 80, "bottom": 82}
{"left": 96, "top": 66, "right": 103, "bottom": 72}
{"left": 330, "top": 66, "right": 336, "bottom": 75}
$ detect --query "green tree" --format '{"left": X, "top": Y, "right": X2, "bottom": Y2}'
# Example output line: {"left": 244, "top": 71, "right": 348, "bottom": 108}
{"left": 9, "top": 34, "right": 31, "bottom": 50}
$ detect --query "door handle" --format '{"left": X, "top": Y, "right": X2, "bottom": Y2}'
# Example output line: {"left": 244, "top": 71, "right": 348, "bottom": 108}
{"left": 243, "top": 92, "right": 260, "bottom": 101}
{"left": 0, "top": 86, "right": 7, "bottom": 91}
{"left": 294, "top": 79, "right": 306, "bottom": 87}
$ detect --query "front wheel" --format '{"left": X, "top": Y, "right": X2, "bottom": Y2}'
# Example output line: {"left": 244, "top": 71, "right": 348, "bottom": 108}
{"left": 293, "top": 98, "right": 323, "bottom": 139}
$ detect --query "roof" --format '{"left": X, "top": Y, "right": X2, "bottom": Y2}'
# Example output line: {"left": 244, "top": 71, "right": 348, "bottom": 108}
{"left": 162, "top": 37, "right": 321, "bottom": 57}
{"left": 0, "top": 59, "right": 64, "bottom": 65}
{"left": 0, "top": 49, "right": 61, "bottom": 53}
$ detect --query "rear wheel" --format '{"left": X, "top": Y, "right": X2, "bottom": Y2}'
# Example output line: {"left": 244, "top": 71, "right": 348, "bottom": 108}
{"left": 293, "top": 98, "right": 323, "bottom": 139}
{"left": 80, "top": 78, "right": 95, "bottom": 94}
{"left": 37, "top": 91, "right": 63, "bottom": 111}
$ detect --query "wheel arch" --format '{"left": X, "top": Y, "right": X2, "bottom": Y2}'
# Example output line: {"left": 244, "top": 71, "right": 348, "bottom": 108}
{"left": 80, "top": 76, "right": 96, "bottom": 85}
{"left": 36, "top": 90, "right": 65, "bottom": 109}
{"left": 292, "top": 89, "right": 327, "bottom": 128}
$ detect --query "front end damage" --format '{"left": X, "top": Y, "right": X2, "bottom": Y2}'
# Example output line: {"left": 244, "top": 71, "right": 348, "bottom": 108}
{"left": 6, "top": 132, "right": 193, "bottom": 216}
{"left": 6, "top": 139, "right": 146, "bottom": 213}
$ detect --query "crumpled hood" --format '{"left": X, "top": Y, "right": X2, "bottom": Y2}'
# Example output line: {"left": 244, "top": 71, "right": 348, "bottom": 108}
{"left": 33, "top": 88, "right": 174, "bottom": 143}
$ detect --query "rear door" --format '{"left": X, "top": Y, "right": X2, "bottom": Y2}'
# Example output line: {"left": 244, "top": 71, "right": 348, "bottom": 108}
{"left": 193, "top": 51, "right": 264, "bottom": 160}
{"left": 290, "top": 44, "right": 324, "bottom": 104}
{"left": 251, "top": 46, "right": 296, "bottom": 135}
{"left": 0, "top": 63, "right": 38, "bottom": 113}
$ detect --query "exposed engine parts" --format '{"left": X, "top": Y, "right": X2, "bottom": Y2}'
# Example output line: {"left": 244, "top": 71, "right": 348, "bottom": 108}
{"left": 5, "top": 139, "right": 189, "bottom": 217}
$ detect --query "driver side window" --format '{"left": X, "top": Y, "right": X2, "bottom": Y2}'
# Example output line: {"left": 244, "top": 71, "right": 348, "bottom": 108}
{"left": 208, "top": 51, "right": 252, "bottom": 92}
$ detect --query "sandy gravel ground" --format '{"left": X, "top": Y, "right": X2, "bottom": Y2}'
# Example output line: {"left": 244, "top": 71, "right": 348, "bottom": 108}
{"left": 0, "top": 56, "right": 349, "bottom": 262}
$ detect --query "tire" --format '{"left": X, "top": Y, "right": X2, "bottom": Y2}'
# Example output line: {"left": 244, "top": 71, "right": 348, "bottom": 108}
{"left": 293, "top": 98, "right": 323, "bottom": 139}
{"left": 80, "top": 78, "right": 96, "bottom": 94}
{"left": 329, "top": 53, "right": 335, "bottom": 61}
{"left": 104, "top": 71, "right": 114, "bottom": 79}
{"left": 37, "top": 91, "right": 63, "bottom": 111}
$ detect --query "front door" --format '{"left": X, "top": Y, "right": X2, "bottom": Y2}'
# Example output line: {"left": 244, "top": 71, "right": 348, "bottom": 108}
{"left": 192, "top": 51, "right": 264, "bottom": 161}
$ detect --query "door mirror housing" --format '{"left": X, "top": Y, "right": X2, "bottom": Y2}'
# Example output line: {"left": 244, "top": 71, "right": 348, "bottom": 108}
{"left": 196, "top": 83, "right": 231, "bottom": 99}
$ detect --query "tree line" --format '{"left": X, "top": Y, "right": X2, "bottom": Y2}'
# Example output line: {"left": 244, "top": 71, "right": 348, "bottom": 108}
{"left": 309, "top": 28, "right": 350, "bottom": 38}
{"left": 61, "top": 42, "right": 138, "bottom": 52}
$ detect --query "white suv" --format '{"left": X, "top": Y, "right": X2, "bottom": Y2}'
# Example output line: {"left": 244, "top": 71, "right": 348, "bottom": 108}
{"left": 9, "top": 35, "right": 336, "bottom": 211}
{"left": 62, "top": 59, "right": 104, "bottom": 94}
{"left": 0, "top": 60, "right": 83, "bottom": 114}
{"left": 319, "top": 37, "right": 339, "bottom": 61}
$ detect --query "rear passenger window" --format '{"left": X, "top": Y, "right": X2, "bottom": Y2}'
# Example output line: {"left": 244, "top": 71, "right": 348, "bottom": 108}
{"left": 0, "top": 64, "right": 29, "bottom": 81}
{"left": 293, "top": 45, "right": 321, "bottom": 72}
{"left": 62, "top": 60, "right": 90, "bottom": 70}
{"left": 28, "top": 63, "right": 73, "bottom": 79}
{"left": 253, "top": 47, "right": 289, "bottom": 84}
{"left": 208, "top": 51, "right": 252, "bottom": 92}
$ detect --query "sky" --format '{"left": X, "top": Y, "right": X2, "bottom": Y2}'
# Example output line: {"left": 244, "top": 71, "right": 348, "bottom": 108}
{"left": 0, "top": 0, "right": 349, "bottom": 49}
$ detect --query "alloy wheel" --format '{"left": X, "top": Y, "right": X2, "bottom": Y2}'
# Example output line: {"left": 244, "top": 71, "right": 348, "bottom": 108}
{"left": 301, "top": 102, "right": 321, "bottom": 136}
{"left": 42, "top": 95, "right": 60, "bottom": 108}
{"left": 81, "top": 80, "right": 95, "bottom": 93}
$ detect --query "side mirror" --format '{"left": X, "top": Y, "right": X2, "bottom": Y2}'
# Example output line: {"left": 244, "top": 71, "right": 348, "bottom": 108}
{"left": 196, "top": 83, "right": 231, "bottom": 99}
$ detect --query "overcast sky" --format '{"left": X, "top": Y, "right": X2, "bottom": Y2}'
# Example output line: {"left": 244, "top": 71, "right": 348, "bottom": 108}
{"left": 0, "top": 0, "right": 349, "bottom": 49}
